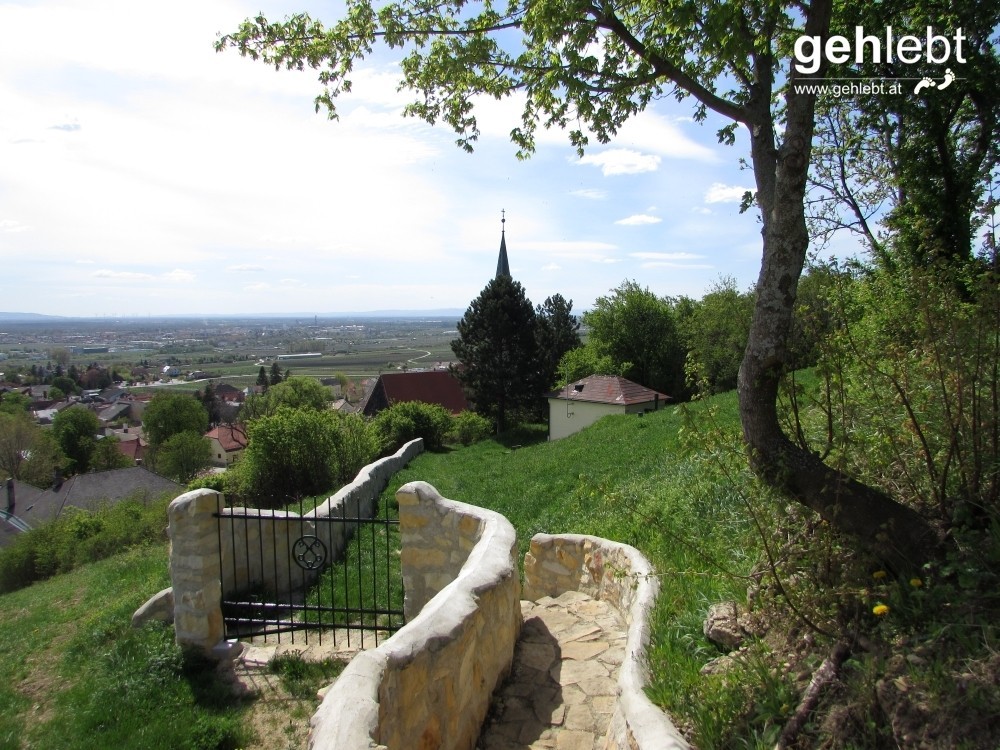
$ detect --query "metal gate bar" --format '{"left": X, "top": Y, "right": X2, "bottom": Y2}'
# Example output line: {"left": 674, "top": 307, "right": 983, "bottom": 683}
{"left": 214, "top": 493, "right": 405, "bottom": 648}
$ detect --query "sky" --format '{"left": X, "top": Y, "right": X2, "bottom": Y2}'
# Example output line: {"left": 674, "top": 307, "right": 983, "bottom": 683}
{"left": 0, "top": 0, "right": 834, "bottom": 318}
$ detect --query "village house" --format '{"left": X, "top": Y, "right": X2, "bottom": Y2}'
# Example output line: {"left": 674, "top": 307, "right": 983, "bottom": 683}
{"left": 546, "top": 374, "right": 671, "bottom": 441}
{"left": 358, "top": 371, "right": 469, "bottom": 418}
{"left": 204, "top": 424, "right": 248, "bottom": 467}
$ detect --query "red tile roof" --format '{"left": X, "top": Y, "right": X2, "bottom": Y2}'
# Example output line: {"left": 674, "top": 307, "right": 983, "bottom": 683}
{"left": 205, "top": 425, "right": 248, "bottom": 453}
{"left": 547, "top": 375, "right": 670, "bottom": 406}
{"left": 361, "top": 371, "right": 469, "bottom": 416}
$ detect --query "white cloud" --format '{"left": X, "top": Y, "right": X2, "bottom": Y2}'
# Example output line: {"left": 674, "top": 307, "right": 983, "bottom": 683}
{"left": 610, "top": 110, "right": 719, "bottom": 162}
{"left": 578, "top": 149, "right": 660, "bottom": 176}
{"left": 570, "top": 189, "right": 606, "bottom": 200}
{"left": 524, "top": 241, "right": 621, "bottom": 265}
{"left": 0, "top": 219, "right": 28, "bottom": 233}
{"left": 640, "top": 261, "right": 715, "bottom": 270}
{"left": 92, "top": 269, "right": 154, "bottom": 280}
{"left": 630, "top": 252, "right": 706, "bottom": 260}
{"left": 615, "top": 214, "right": 661, "bottom": 226}
{"left": 705, "top": 183, "right": 753, "bottom": 204}
{"left": 0, "top": 0, "right": 766, "bottom": 316}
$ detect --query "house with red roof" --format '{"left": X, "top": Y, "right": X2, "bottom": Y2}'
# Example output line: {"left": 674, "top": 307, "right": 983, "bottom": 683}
{"left": 358, "top": 371, "right": 469, "bottom": 418}
{"left": 546, "top": 374, "right": 670, "bottom": 440}
{"left": 205, "top": 424, "right": 248, "bottom": 467}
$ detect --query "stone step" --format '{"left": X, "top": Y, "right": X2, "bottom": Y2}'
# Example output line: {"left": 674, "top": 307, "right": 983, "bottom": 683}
{"left": 477, "top": 593, "right": 627, "bottom": 750}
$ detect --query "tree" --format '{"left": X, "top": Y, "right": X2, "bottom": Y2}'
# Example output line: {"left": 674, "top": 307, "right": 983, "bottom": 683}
{"left": 91, "top": 436, "right": 134, "bottom": 472}
{"left": 451, "top": 275, "right": 541, "bottom": 433}
{"left": 0, "top": 392, "right": 31, "bottom": 415}
{"left": 807, "top": 1, "right": 999, "bottom": 273}
{"left": 680, "top": 277, "right": 755, "bottom": 394}
{"left": 534, "top": 294, "right": 581, "bottom": 390}
{"left": 157, "top": 431, "right": 212, "bottom": 483}
{"left": 50, "top": 347, "right": 71, "bottom": 367}
{"left": 142, "top": 392, "right": 209, "bottom": 458}
{"left": 219, "top": 0, "right": 942, "bottom": 568}
{"left": 556, "top": 345, "right": 627, "bottom": 385}
{"left": 269, "top": 362, "right": 284, "bottom": 386}
{"left": 240, "top": 376, "right": 332, "bottom": 422}
{"left": 583, "top": 281, "right": 685, "bottom": 397}
{"left": 51, "top": 376, "right": 77, "bottom": 396}
{"left": 197, "top": 382, "right": 221, "bottom": 426}
{"left": 0, "top": 412, "right": 64, "bottom": 484}
{"left": 256, "top": 366, "right": 269, "bottom": 391}
{"left": 52, "top": 406, "right": 100, "bottom": 474}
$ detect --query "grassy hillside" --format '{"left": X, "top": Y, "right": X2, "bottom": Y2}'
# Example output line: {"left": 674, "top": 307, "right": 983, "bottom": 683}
{"left": 6, "top": 365, "right": 998, "bottom": 748}
{"left": 376, "top": 391, "right": 767, "bottom": 743}
{"left": 0, "top": 544, "right": 249, "bottom": 750}
{"left": 2, "top": 390, "right": 762, "bottom": 748}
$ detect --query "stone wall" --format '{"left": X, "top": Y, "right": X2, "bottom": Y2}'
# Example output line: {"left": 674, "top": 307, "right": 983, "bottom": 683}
{"left": 523, "top": 533, "right": 690, "bottom": 750}
{"left": 153, "top": 439, "right": 424, "bottom": 654}
{"left": 310, "top": 481, "right": 521, "bottom": 750}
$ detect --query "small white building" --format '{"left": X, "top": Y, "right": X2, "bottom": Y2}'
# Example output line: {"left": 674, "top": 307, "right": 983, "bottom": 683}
{"left": 546, "top": 374, "right": 670, "bottom": 441}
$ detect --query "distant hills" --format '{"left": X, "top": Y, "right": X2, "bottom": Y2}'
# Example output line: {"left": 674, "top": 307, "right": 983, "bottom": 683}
{"left": 0, "top": 312, "right": 66, "bottom": 321}
{"left": 0, "top": 310, "right": 464, "bottom": 321}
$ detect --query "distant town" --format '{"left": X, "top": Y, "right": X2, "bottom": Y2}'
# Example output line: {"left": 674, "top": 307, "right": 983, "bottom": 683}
{"left": 0, "top": 314, "right": 462, "bottom": 386}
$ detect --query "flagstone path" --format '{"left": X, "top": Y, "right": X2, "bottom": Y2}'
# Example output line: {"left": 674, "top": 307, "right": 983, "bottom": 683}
{"left": 477, "top": 590, "right": 628, "bottom": 750}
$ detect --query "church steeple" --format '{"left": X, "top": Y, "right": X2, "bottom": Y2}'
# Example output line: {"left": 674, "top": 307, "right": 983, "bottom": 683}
{"left": 496, "top": 209, "right": 510, "bottom": 279}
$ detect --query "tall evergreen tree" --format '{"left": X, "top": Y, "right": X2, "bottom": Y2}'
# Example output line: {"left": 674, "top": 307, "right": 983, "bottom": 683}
{"left": 535, "top": 294, "right": 581, "bottom": 390}
{"left": 451, "top": 276, "right": 540, "bottom": 433}
{"left": 269, "top": 362, "right": 283, "bottom": 386}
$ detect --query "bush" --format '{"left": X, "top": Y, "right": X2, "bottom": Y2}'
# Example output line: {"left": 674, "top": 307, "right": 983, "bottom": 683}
{"left": 187, "top": 473, "right": 226, "bottom": 493}
{"left": 233, "top": 408, "right": 380, "bottom": 505}
{"left": 449, "top": 410, "right": 492, "bottom": 446}
{"left": 373, "top": 401, "right": 453, "bottom": 452}
{"left": 0, "top": 493, "right": 172, "bottom": 593}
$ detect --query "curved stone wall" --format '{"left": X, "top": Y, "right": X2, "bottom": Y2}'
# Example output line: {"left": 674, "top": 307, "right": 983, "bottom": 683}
{"left": 523, "top": 533, "right": 690, "bottom": 750}
{"left": 309, "top": 481, "right": 521, "bottom": 750}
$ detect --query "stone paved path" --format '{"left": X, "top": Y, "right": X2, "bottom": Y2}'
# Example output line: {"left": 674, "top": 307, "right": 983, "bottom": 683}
{"left": 477, "top": 590, "right": 627, "bottom": 750}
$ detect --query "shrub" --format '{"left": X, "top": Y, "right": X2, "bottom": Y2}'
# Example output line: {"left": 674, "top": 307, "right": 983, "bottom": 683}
{"left": 373, "top": 401, "right": 453, "bottom": 452}
{"left": 450, "top": 410, "right": 492, "bottom": 446}
{"left": 235, "top": 408, "right": 380, "bottom": 505}
{"left": 188, "top": 473, "right": 226, "bottom": 493}
{"left": 0, "top": 492, "right": 172, "bottom": 594}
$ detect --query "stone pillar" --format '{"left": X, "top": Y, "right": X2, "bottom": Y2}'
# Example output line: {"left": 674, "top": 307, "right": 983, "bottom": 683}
{"left": 168, "top": 489, "right": 225, "bottom": 654}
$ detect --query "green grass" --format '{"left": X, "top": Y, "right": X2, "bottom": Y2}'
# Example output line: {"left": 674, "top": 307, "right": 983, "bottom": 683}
{"left": 0, "top": 545, "right": 253, "bottom": 750}
{"left": 374, "top": 393, "right": 767, "bottom": 745}
{"left": 0, "top": 388, "right": 772, "bottom": 749}
{"left": 268, "top": 651, "right": 346, "bottom": 700}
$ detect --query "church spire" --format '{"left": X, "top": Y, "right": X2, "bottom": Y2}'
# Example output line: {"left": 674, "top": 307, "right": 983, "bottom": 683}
{"left": 496, "top": 209, "right": 510, "bottom": 279}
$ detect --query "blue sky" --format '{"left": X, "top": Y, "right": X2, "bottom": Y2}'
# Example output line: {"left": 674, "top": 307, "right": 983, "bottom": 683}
{"left": 0, "top": 0, "right": 817, "bottom": 317}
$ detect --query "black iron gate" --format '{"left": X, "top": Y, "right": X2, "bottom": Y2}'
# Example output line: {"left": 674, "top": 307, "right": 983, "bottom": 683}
{"left": 214, "top": 494, "right": 405, "bottom": 648}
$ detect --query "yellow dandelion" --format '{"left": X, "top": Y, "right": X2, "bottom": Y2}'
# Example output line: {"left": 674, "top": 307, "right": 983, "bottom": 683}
{"left": 873, "top": 604, "right": 890, "bottom": 617}
{"left": 910, "top": 577, "right": 923, "bottom": 588}
{"left": 872, "top": 570, "right": 888, "bottom": 580}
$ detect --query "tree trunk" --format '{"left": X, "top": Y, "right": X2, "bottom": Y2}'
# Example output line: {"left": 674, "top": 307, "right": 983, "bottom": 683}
{"left": 738, "top": 0, "right": 940, "bottom": 573}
